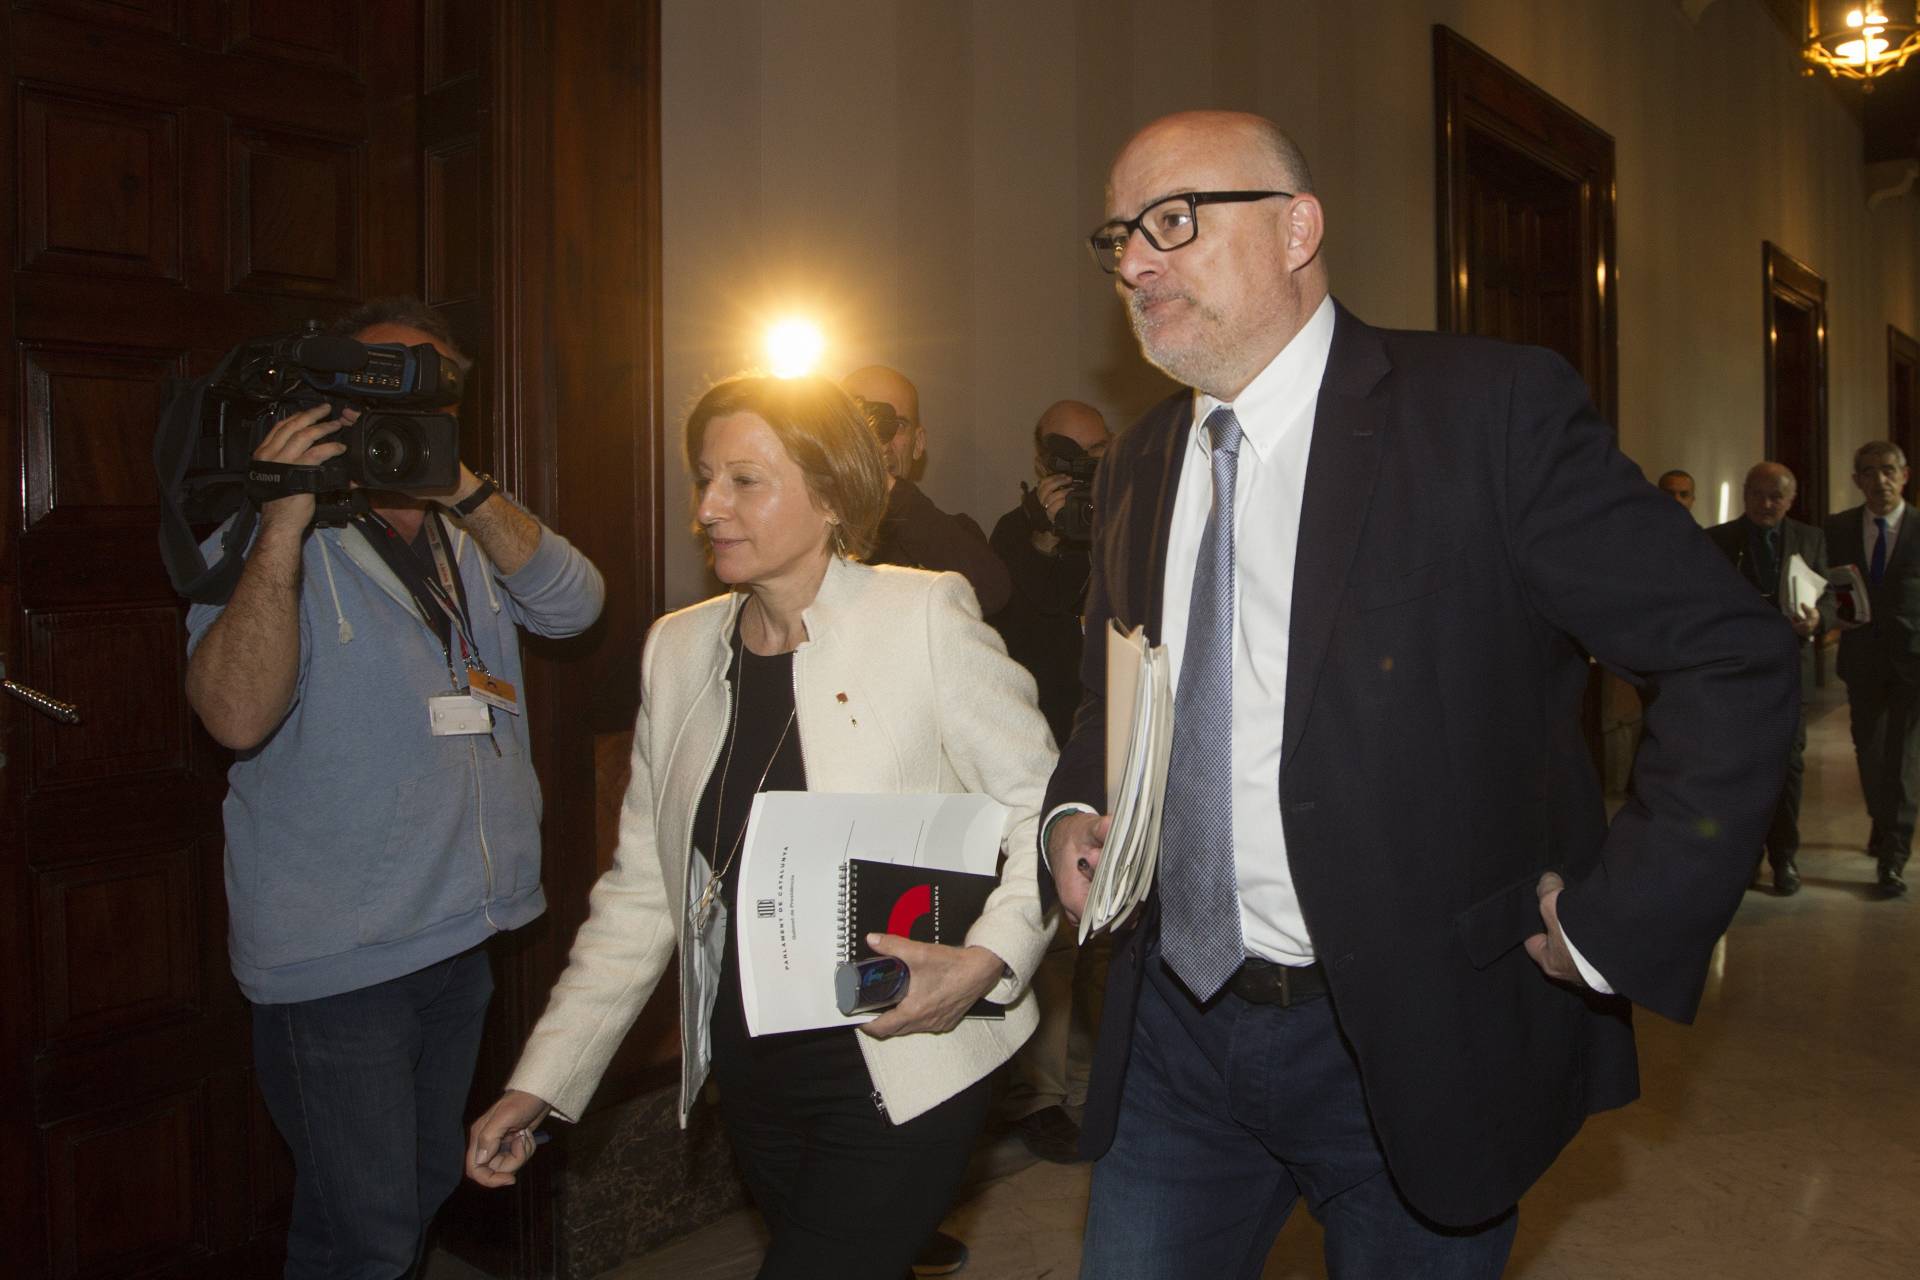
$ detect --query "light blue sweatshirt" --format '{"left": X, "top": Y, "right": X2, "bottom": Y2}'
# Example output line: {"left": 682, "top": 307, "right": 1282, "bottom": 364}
{"left": 186, "top": 507, "right": 604, "bottom": 1003}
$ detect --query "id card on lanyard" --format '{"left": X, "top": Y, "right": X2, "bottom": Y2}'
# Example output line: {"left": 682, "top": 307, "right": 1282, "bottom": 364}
{"left": 360, "top": 509, "right": 519, "bottom": 736}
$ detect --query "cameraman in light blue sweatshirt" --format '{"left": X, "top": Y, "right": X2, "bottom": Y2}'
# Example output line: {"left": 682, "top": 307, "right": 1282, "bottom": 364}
{"left": 184, "top": 298, "right": 604, "bottom": 1280}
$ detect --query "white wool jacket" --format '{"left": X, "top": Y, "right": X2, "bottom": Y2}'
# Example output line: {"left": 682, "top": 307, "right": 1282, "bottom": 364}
{"left": 509, "top": 556, "right": 1057, "bottom": 1125}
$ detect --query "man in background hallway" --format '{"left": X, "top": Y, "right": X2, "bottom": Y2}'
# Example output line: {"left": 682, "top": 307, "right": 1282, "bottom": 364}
{"left": 990, "top": 399, "right": 1113, "bottom": 1162}
{"left": 1657, "top": 468, "right": 1696, "bottom": 511}
{"left": 1707, "top": 461, "right": 1830, "bottom": 895}
{"left": 1824, "top": 441, "right": 1917, "bottom": 898}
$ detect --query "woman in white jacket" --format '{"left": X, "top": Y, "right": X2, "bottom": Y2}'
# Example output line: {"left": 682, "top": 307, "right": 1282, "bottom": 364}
{"left": 465, "top": 374, "right": 1056, "bottom": 1278}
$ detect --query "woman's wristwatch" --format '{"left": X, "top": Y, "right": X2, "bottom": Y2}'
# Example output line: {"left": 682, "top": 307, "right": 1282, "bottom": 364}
{"left": 448, "top": 472, "right": 498, "bottom": 517}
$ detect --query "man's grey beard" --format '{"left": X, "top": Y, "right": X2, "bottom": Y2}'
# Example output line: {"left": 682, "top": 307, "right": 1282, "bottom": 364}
{"left": 1127, "top": 291, "right": 1237, "bottom": 396}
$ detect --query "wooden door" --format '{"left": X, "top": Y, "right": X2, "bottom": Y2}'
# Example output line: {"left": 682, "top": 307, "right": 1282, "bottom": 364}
{"left": 0, "top": 4, "right": 422, "bottom": 1275}
{"left": 1891, "top": 325, "right": 1920, "bottom": 500}
{"left": 1433, "top": 26, "right": 1617, "bottom": 426}
{"left": 1763, "top": 243, "right": 1829, "bottom": 526}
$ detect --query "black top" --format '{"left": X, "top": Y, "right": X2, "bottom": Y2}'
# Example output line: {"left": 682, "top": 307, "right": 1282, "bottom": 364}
{"left": 696, "top": 620, "right": 866, "bottom": 1094}
{"left": 869, "top": 478, "right": 1013, "bottom": 616}
{"left": 988, "top": 505, "right": 1091, "bottom": 746}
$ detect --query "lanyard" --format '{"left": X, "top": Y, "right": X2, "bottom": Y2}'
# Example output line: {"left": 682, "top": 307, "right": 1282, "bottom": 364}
{"left": 357, "top": 509, "right": 484, "bottom": 684}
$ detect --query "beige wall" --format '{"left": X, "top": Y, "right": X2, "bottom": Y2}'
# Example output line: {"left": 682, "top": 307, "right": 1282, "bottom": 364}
{"left": 661, "top": 0, "right": 1920, "bottom": 607}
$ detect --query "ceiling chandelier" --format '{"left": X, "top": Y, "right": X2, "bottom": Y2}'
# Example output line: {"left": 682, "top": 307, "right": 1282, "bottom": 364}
{"left": 1803, "top": 2, "right": 1920, "bottom": 89}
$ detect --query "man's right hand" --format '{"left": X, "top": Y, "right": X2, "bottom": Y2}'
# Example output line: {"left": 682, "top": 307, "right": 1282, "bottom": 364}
{"left": 1036, "top": 472, "right": 1075, "bottom": 522}
{"left": 253, "top": 404, "right": 348, "bottom": 534}
{"left": 466, "top": 1089, "right": 552, "bottom": 1188}
{"left": 1048, "top": 811, "right": 1112, "bottom": 924}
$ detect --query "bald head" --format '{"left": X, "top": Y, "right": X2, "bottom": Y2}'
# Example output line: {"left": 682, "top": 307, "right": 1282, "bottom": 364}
{"left": 1111, "top": 111, "right": 1313, "bottom": 204}
{"left": 1104, "top": 111, "right": 1328, "bottom": 400}
{"left": 841, "top": 365, "right": 925, "bottom": 478}
{"left": 1033, "top": 400, "right": 1111, "bottom": 459}
{"left": 1742, "top": 461, "right": 1797, "bottom": 529}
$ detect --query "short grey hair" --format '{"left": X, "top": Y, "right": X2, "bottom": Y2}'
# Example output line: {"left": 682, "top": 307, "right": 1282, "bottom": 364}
{"left": 1854, "top": 441, "right": 1908, "bottom": 471}
{"left": 1251, "top": 119, "right": 1315, "bottom": 195}
{"left": 328, "top": 296, "right": 471, "bottom": 370}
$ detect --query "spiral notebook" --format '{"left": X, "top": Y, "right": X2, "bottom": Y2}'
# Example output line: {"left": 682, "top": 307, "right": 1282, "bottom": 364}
{"left": 839, "top": 858, "right": 1004, "bottom": 1020}
{"left": 734, "top": 791, "right": 1009, "bottom": 1036}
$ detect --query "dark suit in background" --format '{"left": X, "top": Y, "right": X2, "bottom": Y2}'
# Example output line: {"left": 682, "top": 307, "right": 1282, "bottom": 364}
{"left": 1823, "top": 504, "right": 1920, "bottom": 886}
{"left": 1706, "top": 515, "right": 1829, "bottom": 885}
{"left": 1047, "top": 301, "right": 1799, "bottom": 1228}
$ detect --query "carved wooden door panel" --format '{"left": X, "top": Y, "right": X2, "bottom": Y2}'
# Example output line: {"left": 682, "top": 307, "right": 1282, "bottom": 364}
{"left": 0, "top": 4, "right": 421, "bottom": 1275}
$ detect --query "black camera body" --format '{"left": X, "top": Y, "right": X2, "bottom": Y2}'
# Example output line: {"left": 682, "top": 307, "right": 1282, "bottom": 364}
{"left": 1026, "top": 432, "right": 1099, "bottom": 542}
{"left": 194, "top": 326, "right": 463, "bottom": 507}
{"left": 156, "top": 321, "right": 467, "bottom": 603}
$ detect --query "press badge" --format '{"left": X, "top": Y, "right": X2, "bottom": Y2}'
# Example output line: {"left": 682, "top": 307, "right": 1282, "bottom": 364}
{"left": 466, "top": 669, "right": 520, "bottom": 714}
{"left": 428, "top": 693, "right": 494, "bottom": 736}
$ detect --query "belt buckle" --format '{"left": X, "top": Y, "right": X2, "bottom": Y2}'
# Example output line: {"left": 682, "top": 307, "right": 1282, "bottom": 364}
{"left": 1271, "top": 963, "right": 1294, "bottom": 1007}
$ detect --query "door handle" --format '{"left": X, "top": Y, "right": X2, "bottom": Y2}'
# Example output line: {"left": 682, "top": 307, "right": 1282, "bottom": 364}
{"left": 0, "top": 672, "right": 81, "bottom": 725}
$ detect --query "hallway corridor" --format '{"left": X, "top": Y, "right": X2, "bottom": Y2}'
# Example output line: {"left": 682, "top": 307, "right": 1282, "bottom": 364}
{"left": 615, "top": 682, "right": 1917, "bottom": 1279}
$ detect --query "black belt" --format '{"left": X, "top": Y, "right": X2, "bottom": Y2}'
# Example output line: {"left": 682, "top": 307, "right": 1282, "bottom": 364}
{"left": 1228, "top": 957, "right": 1329, "bottom": 1007}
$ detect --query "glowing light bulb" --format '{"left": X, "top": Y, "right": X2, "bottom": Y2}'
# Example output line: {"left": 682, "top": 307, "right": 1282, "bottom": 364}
{"left": 765, "top": 318, "right": 826, "bottom": 379}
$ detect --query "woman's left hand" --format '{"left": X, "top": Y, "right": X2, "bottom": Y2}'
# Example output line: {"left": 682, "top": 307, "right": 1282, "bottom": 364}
{"left": 857, "top": 936, "right": 1006, "bottom": 1039}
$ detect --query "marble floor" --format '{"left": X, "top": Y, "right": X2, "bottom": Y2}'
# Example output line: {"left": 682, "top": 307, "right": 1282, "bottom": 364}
{"left": 602, "top": 683, "right": 1918, "bottom": 1279}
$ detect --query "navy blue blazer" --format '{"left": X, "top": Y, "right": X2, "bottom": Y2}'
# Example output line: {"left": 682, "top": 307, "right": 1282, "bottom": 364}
{"left": 1045, "top": 301, "right": 1798, "bottom": 1225}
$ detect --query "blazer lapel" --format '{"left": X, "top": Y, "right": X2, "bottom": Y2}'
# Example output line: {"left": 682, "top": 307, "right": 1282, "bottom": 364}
{"left": 1142, "top": 398, "right": 1192, "bottom": 643}
{"left": 1282, "top": 304, "right": 1391, "bottom": 767}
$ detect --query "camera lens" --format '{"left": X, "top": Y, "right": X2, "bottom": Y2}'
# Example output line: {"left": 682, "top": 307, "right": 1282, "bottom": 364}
{"left": 360, "top": 417, "right": 419, "bottom": 486}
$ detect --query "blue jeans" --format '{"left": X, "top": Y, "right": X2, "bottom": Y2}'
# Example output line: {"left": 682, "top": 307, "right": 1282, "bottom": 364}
{"left": 1080, "top": 960, "right": 1517, "bottom": 1280}
{"left": 251, "top": 948, "right": 494, "bottom": 1280}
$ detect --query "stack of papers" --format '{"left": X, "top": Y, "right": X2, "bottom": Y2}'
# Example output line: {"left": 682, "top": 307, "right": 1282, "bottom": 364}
{"left": 1785, "top": 553, "right": 1827, "bottom": 617}
{"left": 1079, "top": 623, "right": 1175, "bottom": 942}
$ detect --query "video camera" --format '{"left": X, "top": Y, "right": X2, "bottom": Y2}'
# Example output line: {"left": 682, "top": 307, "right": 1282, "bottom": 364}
{"left": 154, "top": 321, "right": 466, "bottom": 604}
{"left": 1022, "top": 432, "right": 1099, "bottom": 542}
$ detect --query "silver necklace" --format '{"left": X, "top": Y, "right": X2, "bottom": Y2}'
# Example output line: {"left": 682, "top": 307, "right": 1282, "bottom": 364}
{"left": 692, "top": 626, "right": 796, "bottom": 933}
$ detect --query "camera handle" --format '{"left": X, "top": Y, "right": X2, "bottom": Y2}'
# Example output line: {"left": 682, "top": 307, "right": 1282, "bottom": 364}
{"left": 243, "top": 459, "right": 350, "bottom": 504}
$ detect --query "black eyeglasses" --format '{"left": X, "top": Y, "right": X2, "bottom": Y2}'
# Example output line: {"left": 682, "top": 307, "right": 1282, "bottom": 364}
{"left": 1086, "top": 190, "right": 1292, "bottom": 273}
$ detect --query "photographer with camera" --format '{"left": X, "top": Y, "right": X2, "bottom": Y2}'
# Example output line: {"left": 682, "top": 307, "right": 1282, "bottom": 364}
{"left": 179, "top": 298, "right": 604, "bottom": 1280}
{"left": 987, "top": 399, "right": 1111, "bottom": 1163}
{"left": 989, "top": 400, "right": 1110, "bottom": 743}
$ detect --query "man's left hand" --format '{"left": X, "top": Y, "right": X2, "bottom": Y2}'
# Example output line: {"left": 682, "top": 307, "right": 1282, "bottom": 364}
{"left": 434, "top": 463, "right": 484, "bottom": 506}
{"left": 1790, "top": 603, "right": 1820, "bottom": 638}
{"left": 857, "top": 937, "right": 1005, "bottom": 1039}
{"left": 1523, "top": 871, "right": 1590, "bottom": 987}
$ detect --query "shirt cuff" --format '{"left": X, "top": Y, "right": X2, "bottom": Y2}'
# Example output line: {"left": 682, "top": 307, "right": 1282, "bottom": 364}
{"left": 1561, "top": 928, "right": 1614, "bottom": 995}
{"left": 1037, "top": 802, "right": 1097, "bottom": 875}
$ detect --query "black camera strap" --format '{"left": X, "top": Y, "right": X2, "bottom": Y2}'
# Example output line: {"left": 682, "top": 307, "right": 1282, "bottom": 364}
{"left": 355, "top": 507, "right": 481, "bottom": 685}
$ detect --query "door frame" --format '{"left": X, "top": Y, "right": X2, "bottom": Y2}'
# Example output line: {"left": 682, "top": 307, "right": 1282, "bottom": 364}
{"left": 1432, "top": 24, "right": 1618, "bottom": 427}
{"left": 1761, "top": 241, "right": 1829, "bottom": 524}
{"left": 1890, "top": 324, "right": 1920, "bottom": 496}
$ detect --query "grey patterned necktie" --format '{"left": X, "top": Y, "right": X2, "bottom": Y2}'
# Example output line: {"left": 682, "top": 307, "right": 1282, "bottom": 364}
{"left": 1157, "top": 406, "right": 1246, "bottom": 1000}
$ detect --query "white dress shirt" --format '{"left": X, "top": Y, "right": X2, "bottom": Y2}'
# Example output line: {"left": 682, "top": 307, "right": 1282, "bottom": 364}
{"left": 1157, "top": 295, "right": 1334, "bottom": 964}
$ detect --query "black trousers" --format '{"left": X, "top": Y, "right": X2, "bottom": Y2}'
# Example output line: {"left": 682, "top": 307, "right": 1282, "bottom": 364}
{"left": 1764, "top": 702, "right": 1808, "bottom": 872}
{"left": 720, "top": 1068, "right": 991, "bottom": 1280}
{"left": 1845, "top": 668, "right": 1920, "bottom": 874}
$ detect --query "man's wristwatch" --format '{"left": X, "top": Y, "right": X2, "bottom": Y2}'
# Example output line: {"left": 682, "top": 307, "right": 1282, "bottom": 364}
{"left": 448, "top": 473, "right": 498, "bottom": 517}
